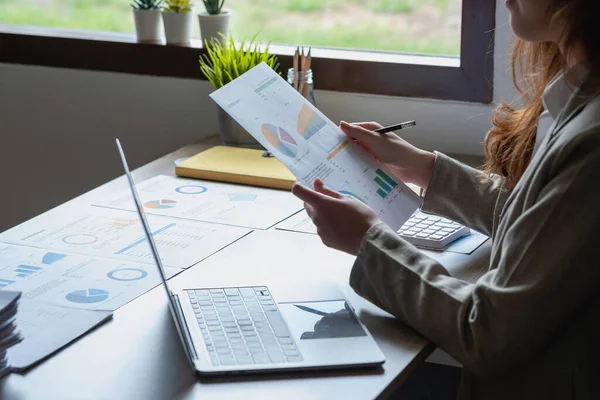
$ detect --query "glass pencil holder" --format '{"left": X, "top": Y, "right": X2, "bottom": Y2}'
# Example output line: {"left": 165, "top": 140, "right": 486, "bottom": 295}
{"left": 287, "top": 68, "right": 316, "bottom": 106}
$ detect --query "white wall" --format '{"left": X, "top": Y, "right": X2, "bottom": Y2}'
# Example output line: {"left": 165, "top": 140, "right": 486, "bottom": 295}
{"left": 0, "top": 1, "right": 513, "bottom": 232}
{"left": 0, "top": 68, "right": 218, "bottom": 231}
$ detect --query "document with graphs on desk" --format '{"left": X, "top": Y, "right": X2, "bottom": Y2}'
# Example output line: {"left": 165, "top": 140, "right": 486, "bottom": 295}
{"left": 0, "top": 206, "right": 251, "bottom": 270}
{"left": 210, "top": 63, "right": 420, "bottom": 230}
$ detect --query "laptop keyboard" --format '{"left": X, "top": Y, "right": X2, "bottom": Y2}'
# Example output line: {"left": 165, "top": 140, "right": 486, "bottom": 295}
{"left": 186, "top": 286, "right": 303, "bottom": 366}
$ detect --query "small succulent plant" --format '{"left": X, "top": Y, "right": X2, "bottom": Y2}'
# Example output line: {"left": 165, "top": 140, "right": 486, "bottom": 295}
{"left": 202, "top": 0, "right": 225, "bottom": 15}
{"left": 132, "top": 0, "right": 163, "bottom": 10}
{"left": 163, "top": 0, "right": 192, "bottom": 12}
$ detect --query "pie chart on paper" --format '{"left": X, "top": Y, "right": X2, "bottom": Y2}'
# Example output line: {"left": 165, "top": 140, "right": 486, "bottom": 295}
{"left": 144, "top": 199, "right": 177, "bottom": 210}
{"left": 66, "top": 288, "right": 109, "bottom": 304}
{"left": 261, "top": 124, "right": 298, "bottom": 158}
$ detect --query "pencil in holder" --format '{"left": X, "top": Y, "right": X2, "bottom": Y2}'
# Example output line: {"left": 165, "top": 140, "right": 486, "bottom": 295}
{"left": 287, "top": 68, "right": 316, "bottom": 106}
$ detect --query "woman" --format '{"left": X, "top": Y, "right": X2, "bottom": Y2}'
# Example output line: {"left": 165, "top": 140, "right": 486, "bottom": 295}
{"left": 292, "top": 0, "right": 600, "bottom": 398}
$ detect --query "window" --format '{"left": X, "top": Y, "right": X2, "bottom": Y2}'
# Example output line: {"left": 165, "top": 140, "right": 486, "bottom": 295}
{"left": 0, "top": 0, "right": 132, "bottom": 32}
{"left": 231, "top": 0, "right": 461, "bottom": 57}
{"left": 0, "top": 0, "right": 461, "bottom": 56}
{"left": 0, "top": 0, "right": 495, "bottom": 102}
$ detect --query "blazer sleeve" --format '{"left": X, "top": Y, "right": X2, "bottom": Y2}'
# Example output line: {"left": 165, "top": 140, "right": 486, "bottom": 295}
{"left": 420, "top": 152, "right": 509, "bottom": 237}
{"left": 350, "top": 132, "right": 600, "bottom": 377}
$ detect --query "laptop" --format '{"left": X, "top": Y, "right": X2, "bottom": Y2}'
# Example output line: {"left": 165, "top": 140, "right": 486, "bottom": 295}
{"left": 115, "top": 138, "right": 385, "bottom": 375}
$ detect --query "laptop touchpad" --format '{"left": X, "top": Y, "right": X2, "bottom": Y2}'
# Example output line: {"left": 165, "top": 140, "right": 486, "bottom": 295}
{"left": 278, "top": 300, "right": 367, "bottom": 340}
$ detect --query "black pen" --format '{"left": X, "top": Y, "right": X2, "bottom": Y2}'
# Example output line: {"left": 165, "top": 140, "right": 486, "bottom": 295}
{"left": 374, "top": 120, "right": 417, "bottom": 135}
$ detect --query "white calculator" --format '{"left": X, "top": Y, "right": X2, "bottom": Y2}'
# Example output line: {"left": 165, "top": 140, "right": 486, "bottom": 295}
{"left": 399, "top": 210, "right": 470, "bottom": 250}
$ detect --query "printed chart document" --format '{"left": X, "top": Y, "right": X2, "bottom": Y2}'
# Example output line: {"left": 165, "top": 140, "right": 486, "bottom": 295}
{"left": 276, "top": 211, "right": 318, "bottom": 235}
{"left": 0, "top": 207, "right": 251, "bottom": 269}
{"left": 7, "top": 300, "right": 112, "bottom": 371}
{"left": 93, "top": 175, "right": 303, "bottom": 230}
{"left": 210, "top": 63, "right": 421, "bottom": 230}
{"left": 0, "top": 243, "right": 179, "bottom": 311}
{"left": 276, "top": 210, "right": 489, "bottom": 255}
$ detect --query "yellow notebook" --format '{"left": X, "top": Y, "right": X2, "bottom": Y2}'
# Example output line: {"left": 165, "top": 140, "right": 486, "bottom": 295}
{"left": 175, "top": 146, "right": 296, "bottom": 190}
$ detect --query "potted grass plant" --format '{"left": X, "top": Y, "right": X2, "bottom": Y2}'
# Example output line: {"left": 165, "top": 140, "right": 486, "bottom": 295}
{"left": 198, "top": 0, "right": 230, "bottom": 46}
{"left": 200, "top": 35, "right": 280, "bottom": 147}
{"left": 162, "top": 0, "right": 194, "bottom": 45}
{"left": 132, "top": 0, "right": 164, "bottom": 43}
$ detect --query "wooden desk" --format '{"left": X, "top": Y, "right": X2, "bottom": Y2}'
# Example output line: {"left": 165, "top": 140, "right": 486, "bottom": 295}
{"left": 0, "top": 140, "right": 491, "bottom": 399}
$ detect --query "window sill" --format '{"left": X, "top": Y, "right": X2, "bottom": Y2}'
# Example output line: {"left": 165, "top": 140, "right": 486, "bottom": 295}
{"left": 267, "top": 44, "right": 460, "bottom": 68}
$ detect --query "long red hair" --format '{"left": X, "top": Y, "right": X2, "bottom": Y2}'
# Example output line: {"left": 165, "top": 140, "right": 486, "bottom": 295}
{"left": 484, "top": 0, "right": 599, "bottom": 188}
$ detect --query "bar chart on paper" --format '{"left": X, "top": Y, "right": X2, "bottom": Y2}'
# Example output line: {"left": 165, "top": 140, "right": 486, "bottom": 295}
{"left": 210, "top": 62, "right": 422, "bottom": 230}
{"left": 14, "top": 265, "right": 42, "bottom": 278}
{"left": 0, "top": 279, "right": 15, "bottom": 289}
{"left": 298, "top": 104, "right": 327, "bottom": 140}
{"left": 0, "top": 243, "right": 179, "bottom": 311}
{"left": 374, "top": 169, "right": 399, "bottom": 199}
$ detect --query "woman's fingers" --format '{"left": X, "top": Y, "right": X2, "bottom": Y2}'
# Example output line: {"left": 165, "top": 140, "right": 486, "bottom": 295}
{"left": 292, "top": 183, "right": 327, "bottom": 205}
{"left": 304, "top": 202, "right": 316, "bottom": 219}
{"left": 339, "top": 121, "right": 383, "bottom": 145}
{"left": 354, "top": 121, "right": 383, "bottom": 130}
{"left": 314, "top": 179, "right": 343, "bottom": 199}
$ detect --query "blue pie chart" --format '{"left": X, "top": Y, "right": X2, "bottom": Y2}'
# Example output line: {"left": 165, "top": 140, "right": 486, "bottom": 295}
{"left": 176, "top": 185, "right": 207, "bottom": 195}
{"left": 66, "top": 288, "right": 109, "bottom": 304}
{"left": 62, "top": 234, "right": 98, "bottom": 245}
{"left": 107, "top": 268, "right": 148, "bottom": 281}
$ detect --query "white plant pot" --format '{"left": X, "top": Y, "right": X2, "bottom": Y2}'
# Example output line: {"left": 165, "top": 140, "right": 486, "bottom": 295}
{"left": 133, "top": 8, "right": 163, "bottom": 44}
{"left": 162, "top": 12, "right": 193, "bottom": 45}
{"left": 198, "top": 10, "right": 231, "bottom": 46}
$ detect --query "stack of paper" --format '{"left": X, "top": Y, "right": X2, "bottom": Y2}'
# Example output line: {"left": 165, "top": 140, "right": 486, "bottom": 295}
{"left": 0, "top": 291, "right": 23, "bottom": 378}
{"left": 7, "top": 300, "right": 112, "bottom": 372}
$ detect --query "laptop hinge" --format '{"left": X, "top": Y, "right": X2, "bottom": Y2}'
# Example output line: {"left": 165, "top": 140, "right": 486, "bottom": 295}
{"left": 172, "top": 293, "right": 199, "bottom": 362}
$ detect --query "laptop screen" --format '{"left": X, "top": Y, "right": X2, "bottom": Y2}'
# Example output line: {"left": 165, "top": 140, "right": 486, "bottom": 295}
{"left": 115, "top": 139, "right": 180, "bottom": 314}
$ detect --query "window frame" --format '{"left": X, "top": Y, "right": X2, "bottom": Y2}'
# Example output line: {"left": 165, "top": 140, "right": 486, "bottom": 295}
{"left": 0, "top": 0, "right": 495, "bottom": 103}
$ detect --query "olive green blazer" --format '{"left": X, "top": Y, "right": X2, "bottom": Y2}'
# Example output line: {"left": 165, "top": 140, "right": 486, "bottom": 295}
{"left": 350, "top": 79, "right": 600, "bottom": 399}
